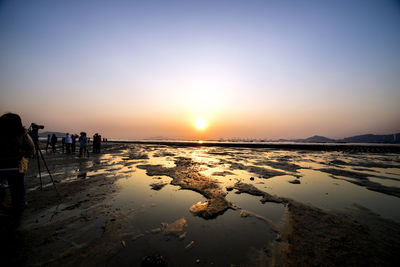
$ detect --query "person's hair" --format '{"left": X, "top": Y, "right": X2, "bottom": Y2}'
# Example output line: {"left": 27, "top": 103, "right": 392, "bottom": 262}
{"left": 0, "top": 113, "right": 26, "bottom": 137}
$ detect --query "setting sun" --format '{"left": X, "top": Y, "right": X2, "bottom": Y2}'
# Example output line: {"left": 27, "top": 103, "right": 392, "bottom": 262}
{"left": 194, "top": 118, "right": 207, "bottom": 130}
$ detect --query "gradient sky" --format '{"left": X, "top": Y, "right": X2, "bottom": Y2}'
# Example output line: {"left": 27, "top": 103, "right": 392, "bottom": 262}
{"left": 1, "top": 0, "right": 400, "bottom": 140}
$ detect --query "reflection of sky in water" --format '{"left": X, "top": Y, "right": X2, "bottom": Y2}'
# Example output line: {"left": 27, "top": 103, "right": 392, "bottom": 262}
{"left": 113, "top": 169, "right": 277, "bottom": 265}
{"left": 131, "top": 146, "right": 400, "bottom": 222}
{"left": 28, "top": 144, "right": 399, "bottom": 265}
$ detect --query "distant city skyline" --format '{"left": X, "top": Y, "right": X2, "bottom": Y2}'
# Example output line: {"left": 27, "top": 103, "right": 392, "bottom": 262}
{"left": 1, "top": 0, "right": 399, "bottom": 140}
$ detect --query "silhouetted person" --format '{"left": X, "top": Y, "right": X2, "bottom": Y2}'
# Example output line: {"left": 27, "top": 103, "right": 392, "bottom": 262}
{"left": 93, "top": 133, "right": 98, "bottom": 153}
{"left": 51, "top": 134, "right": 57, "bottom": 152}
{"left": 65, "top": 133, "right": 72, "bottom": 154}
{"left": 46, "top": 134, "right": 51, "bottom": 152}
{"left": 79, "top": 132, "right": 89, "bottom": 157}
{"left": 61, "top": 137, "right": 65, "bottom": 153}
{"left": 98, "top": 134, "right": 102, "bottom": 153}
{"left": 0, "top": 113, "right": 35, "bottom": 213}
{"left": 71, "top": 134, "right": 76, "bottom": 153}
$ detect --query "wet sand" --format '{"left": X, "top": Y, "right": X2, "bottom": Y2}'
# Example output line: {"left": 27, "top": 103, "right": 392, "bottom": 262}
{"left": 1, "top": 142, "right": 400, "bottom": 266}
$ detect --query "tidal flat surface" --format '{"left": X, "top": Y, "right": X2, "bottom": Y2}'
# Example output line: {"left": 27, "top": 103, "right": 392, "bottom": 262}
{"left": 7, "top": 143, "right": 400, "bottom": 266}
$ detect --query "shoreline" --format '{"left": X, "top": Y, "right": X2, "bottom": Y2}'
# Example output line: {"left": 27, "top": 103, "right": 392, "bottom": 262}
{"left": 106, "top": 140, "right": 400, "bottom": 153}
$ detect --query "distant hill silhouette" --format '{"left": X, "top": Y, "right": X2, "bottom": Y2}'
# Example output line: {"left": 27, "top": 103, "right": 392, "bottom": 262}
{"left": 337, "top": 133, "right": 400, "bottom": 143}
{"left": 291, "top": 133, "right": 400, "bottom": 144}
{"left": 296, "top": 135, "right": 335, "bottom": 143}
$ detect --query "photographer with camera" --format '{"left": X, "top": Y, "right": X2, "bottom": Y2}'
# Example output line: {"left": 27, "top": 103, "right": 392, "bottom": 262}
{"left": 0, "top": 113, "right": 35, "bottom": 213}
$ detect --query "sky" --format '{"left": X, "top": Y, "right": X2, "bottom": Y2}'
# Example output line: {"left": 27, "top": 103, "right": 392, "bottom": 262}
{"left": 1, "top": 0, "right": 400, "bottom": 140}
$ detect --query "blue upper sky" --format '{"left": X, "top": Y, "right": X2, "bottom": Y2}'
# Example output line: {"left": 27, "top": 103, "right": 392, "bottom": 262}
{"left": 1, "top": 0, "right": 399, "bottom": 139}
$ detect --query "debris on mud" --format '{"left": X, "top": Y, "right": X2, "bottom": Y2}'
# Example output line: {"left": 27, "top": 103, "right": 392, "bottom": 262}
{"left": 233, "top": 182, "right": 284, "bottom": 204}
{"left": 240, "top": 210, "right": 278, "bottom": 231}
{"left": 185, "top": 240, "right": 195, "bottom": 249}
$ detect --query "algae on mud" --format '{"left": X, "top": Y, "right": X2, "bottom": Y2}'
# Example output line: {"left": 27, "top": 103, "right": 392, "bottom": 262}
{"left": 137, "top": 157, "right": 234, "bottom": 219}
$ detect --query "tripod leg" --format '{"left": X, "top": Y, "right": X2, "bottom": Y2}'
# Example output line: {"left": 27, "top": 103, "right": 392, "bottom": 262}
{"left": 38, "top": 148, "right": 62, "bottom": 200}
{"left": 36, "top": 149, "right": 43, "bottom": 190}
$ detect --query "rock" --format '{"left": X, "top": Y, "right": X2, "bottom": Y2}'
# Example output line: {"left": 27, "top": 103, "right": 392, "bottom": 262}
{"left": 250, "top": 177, "right": 255, "bottom": 181}
{"left": 189, "top": 198, "right": 232, "bottom": 219}
{"left": 151, "top": 228, "right": 162, "bottom": 234}
{"left": 77, "top": 172, "right": 87, "bottom": 179}
{"left": 179, "top": 232, "right": 187, "bottom": 240}
{"left": 240, "top": 210, "right": 250, "bottom": 217}
{"left": 141, "top": 254, "right": 168, "bottom": 266}
{"left": 233, "top": 182, "right": 284, "bottom": 204}
{"left": 149, "top": 182, "right": 168, "bottom": 191}
{"left": 289, "top": 179, "right": 301, "bottom": 184}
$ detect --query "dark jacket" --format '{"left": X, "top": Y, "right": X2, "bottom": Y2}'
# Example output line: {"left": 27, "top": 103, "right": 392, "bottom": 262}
{"left": 0, "top": 132, "right": 35, "bottom": 169}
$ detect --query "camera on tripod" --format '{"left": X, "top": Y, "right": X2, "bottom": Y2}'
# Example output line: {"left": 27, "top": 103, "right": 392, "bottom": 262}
{"left": 26, "top": 123, "right": 60, "bottom": 198}
{"left": 28, "top": 123, "right": 44, "bottom": 145}
{"left": 31, "top": 123, "right": 44, "bottom": 130}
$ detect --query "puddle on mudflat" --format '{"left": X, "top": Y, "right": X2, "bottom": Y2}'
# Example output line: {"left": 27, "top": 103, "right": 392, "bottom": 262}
{"left": 111, "top": 169, "right": 280, "bottom": 265}
{"left": 19, "top": 143, "right": 400, "bottom": 266}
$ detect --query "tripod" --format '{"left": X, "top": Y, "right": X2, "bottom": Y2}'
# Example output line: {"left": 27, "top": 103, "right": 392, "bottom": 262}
{"left": 34, "top": 143, "right": 61, "bottom": 199}
{"left": 29, "top": 125, "right": 61, "bottom": 200}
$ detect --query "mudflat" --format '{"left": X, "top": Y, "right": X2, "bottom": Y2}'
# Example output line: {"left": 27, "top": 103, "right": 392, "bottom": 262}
{"left": 1, "top": 142, "right": 400, "bottom": 266}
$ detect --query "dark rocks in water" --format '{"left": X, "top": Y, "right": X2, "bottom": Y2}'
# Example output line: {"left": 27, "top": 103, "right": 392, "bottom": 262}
{"left": 212, "top": 170, "right": 234, "bottom": 176}
{"left": 226, "top": 161, "right": 287, "bottom": 178}
{"left": 318, "top": 168, "right": 371, "bottom": 180}
{"left": 289, "top": 179, "right": 300, "bottom": 184}
{"left": 330, "top": 159, "right": 348, "bottom": 165}
{"left": 128, "top": 152, "right": 149, "bottom": 160}
{"left": 329, "top": 159, "right": 399, "bottom": 169}
{"left": 233, "top": 182, "right": 284, "bottom": 204}
{"left": 189, "top": 197, "right": 233, "bottom": 219}
{"left": 149, "top": 182, "right": 168, "bottom": 191}
{"left": 77, "top": 172, "right": 87, "bottom": 179}
{"left": 254, "top": 160, "right": 302, "bottom": 172}
{"left": 324, "top": 168, "right": 400, "bottom": 198}
{"left": 141, "top": 254, "right": 168, "bottom": 267}
{"left": 153, "top": 151, "right": 175, "bottom": 157}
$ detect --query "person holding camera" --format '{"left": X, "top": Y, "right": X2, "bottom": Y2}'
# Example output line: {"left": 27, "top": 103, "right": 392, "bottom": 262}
{"left": 0, "top": 113, "right": 35, "bottom": 212}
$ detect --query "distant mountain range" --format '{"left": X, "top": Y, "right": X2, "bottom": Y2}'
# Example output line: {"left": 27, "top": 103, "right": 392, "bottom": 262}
{"left": 290, "top": 133, "right": 400, "bottom": 144}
